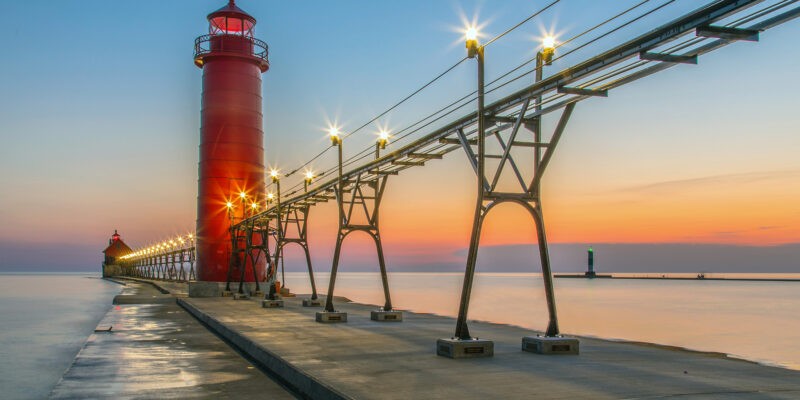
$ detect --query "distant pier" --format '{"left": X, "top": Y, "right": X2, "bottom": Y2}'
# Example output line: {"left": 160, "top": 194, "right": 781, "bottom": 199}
{"left": 555, "top": 274, "right": 800, "bottom": 282}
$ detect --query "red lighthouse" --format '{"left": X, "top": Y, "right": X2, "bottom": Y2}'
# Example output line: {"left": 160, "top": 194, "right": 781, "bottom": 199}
{"left": 194, "top": 0, "right": 269, "bottom": 282}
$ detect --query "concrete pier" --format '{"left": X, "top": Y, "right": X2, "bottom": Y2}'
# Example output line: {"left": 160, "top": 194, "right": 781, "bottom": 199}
{"left": 58, "top": 278, "right": 800, "bottom": 399}
{"left": 175, "top": 288, "right": 800, "bottom": 399}
{"left": 49, "top": 281, "right": 294, "bottom": 399}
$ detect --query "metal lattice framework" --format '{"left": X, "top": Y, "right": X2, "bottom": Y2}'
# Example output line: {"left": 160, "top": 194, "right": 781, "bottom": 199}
{"left": 117, "top": 0, "right": 799, "bottom": 348}
{"left": 120, "top": 244, "right": 196, "bottom": 282}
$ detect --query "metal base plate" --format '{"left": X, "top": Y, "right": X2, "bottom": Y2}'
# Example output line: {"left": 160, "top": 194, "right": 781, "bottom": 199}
{"left": 232, "top": 292, "right": 249, "bottom": 300}
{"left": 436, "top": 338, "right": 494, "bottom": 359}
{"left": 316, "top": 311, "right": 347, "bottom": 323}
{"left": 261, "top": 299, "right": 284, "bottom": 308}
{"left": 303, "top": 298, "right": 323, "bottom": 307}
{"left": 370, "top": 310, "right": 403, "bottom": 322}
{"left": 522, "top": 336, "right": 579, "bottom": 355}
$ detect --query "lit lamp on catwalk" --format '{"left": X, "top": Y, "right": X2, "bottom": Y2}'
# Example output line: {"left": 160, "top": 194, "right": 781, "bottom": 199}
{"left": 313, "top": 126, "right": 402, "bottom": 324}
{"left": 193, "top": 0, "right": 269, "bottom": 284}
{"left": 436, "top": 28, "right": 579, "bottom": 358}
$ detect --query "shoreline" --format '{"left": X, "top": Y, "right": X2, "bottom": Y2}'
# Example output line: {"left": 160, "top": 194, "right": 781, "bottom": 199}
{"left": 555, "top": 274, "right": 800, "bottom": 282}
{"left": 0, "top": 275, "right": 123, "bottom": 400}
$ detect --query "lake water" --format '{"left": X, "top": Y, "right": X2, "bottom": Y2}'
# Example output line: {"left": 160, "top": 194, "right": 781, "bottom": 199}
{"left": 283, "top": 271, "right": 800, "bottom": 370}
{"left": 0, "top": 274, "right": 121, "bottom": 400}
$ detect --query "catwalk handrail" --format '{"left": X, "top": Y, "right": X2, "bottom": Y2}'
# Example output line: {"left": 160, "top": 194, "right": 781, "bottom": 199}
{"left": 237, "top": 0, "right": 799, "bottom": 228}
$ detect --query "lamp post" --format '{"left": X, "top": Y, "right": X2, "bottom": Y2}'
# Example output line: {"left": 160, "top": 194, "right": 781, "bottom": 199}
{"left": 330, "top": 126, "right": 344, "bottom": 230}
{"left": 239, "top": 191, "right": 247, "bottom": 221}
{"left": 267, "top": 169, "right": 282, "bottom": 301}
{"left": 304, "top": 170, "right": 314, "bottom": 193}
{"left": 322, "top": 127, "right": 345, "bottom": 313}
{"left": 376, "top": 130, "right": 388, "bottom": 159}
{"left": 534, "top": 36, "right": 555, "bottom": 185}
{"left": 533, "top": 35, "right": 564, "bottom": 339}
{"left": 226, "top": 201, "right": 234, "bottom": 226}
{"left": 453, "top": 26, "right": 485, "bottom": 341}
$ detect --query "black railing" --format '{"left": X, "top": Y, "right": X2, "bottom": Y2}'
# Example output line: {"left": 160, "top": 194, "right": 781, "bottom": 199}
{"left": 194, "top": 34, "right": 269, "bottom": 62}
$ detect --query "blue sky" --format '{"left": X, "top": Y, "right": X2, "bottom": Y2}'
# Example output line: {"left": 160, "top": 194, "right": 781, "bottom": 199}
{"left": 0, "top": 0, "right": 798, "bottom": 272}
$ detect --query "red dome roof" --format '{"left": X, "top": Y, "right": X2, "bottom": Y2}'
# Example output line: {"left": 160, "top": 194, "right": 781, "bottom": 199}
{"left": 208, "top": 0, "right": 256, "bottom": 24}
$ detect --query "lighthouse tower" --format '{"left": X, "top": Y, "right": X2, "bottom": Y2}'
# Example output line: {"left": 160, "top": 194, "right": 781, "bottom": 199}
{"left": 194, "top": 0, "right": 269, "bottom": 282}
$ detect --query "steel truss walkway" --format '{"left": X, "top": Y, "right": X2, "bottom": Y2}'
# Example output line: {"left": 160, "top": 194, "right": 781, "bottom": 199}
{"left": 120, "top": 0, "right": 800, "bottom": 353}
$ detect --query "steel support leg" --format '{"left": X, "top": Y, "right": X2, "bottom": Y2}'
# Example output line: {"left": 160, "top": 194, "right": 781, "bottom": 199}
{"left": 371, "top": 231, "right": 393, "bottom": 311}
{"left": 302, "top": 244, "right": 318, "bottom": 300}
{"left": 532, "top": 205, "right": 560, "bottom": 336}
{"left": 324, "top": 233, "right": 345, "bottom": 312}
{"left": 454, "top": 204, "right": 487, "bottom": 339}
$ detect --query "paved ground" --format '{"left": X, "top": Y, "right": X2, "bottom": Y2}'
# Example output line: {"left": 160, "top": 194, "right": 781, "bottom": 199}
{"left": 180, "top": 292, "right": 800, "bottom": 400}
{"left": 49, "top": 281, "right": 296, "bottom": 399}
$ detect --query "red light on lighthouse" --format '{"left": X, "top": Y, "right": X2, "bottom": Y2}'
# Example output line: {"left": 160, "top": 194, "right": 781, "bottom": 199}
{"left": 194, "top": 0, "right": 268, "bottom": 282}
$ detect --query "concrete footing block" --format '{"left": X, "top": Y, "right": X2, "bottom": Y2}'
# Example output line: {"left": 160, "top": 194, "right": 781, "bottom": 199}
{"left": 302, "top": 298, "right": 323, "bottom": 307}
{"left": 316, "top": 311, "right": 347, "bottom": 323}
{"left": 522, "top": 335, "right": 579, "bottom": 355}
{"left": 370, "top": 310, "right": 403, "bottom": 322}
{"left": 232, "top": 292, "right": 250, "bottom": 300}
{"left": 437, "top": 338, "right": 494, "bottom": 358}
{"left": 261, "top": 299, "right": 284, "bottom": 308}
{"left": 188, "top": 281, "right": 223, "bottom": 298}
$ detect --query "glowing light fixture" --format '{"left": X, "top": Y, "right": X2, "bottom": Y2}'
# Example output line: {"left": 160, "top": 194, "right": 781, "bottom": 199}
{"left": 540, "top": 36, "right": 556, "bottom": 64}
{"left": 465, "top": 27, "right": 478, "bottom": 41}
{"left": 305, "top": 170, "right": 314, "bottom": 183}
{"left": 226, "top": 201, "right": 234, "bottom": 209}
{"left": 377, "top": 130, "right": 389, "bottom": 149}
{"left": 465, "top": 26, "right": 479, "bottom": 58}
{"left": 239, "top": 191, "right": 247, "bottom": 199}
{"left": 329, "top": 126, "right": 341, "bottom": 145}
{"left": 270, "top": 169, "right": 280, "bottom": 183}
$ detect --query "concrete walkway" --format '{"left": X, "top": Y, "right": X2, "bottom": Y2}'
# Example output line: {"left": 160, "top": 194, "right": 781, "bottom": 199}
{"left": 179, "top": 293, "right": 800, "bottom": 400}
{"left": 49, "top": 281, "right": 296, "bottom": 399}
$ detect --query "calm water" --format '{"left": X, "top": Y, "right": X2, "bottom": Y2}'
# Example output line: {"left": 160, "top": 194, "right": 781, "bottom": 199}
{"left": 284, "top": 271, "right": 800, "bottom": 370}
{"left": 0, "top": 274, "right": 121, "bottom": 400}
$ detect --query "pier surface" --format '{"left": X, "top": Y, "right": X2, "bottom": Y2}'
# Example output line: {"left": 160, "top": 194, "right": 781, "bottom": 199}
{"left": 49, "top": 281, "right": 295, "bottom": 399}
{"left": 174, "top": 286, "right": 800, "bottom": 399}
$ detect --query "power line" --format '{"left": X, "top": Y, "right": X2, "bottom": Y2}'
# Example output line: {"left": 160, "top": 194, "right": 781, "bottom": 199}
{"left": 284, "top": 0, "right": 567, "bottom": 178}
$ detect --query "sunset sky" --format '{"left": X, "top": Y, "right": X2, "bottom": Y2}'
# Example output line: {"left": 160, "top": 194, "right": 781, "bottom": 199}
{"left": 1, "top": 0, "right": 798, "bottom": 272}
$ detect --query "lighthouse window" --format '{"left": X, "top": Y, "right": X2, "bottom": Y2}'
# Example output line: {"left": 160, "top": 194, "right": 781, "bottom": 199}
{"left": 210, "top": 17, "right": 254, "bottom": 36}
